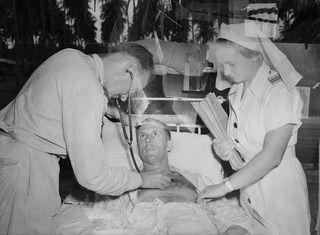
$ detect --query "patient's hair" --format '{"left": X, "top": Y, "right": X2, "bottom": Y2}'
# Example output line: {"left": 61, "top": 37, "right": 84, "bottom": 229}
{"left": 108, "top": 43, "right": 154, "bottom": 72}
{"left": 136, "top": 118, "right": 171, "bottom": 140}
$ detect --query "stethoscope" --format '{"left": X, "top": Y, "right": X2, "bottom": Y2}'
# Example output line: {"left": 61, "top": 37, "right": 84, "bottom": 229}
{"left": 103, "top": 70, "right": 141, "bottom": 173}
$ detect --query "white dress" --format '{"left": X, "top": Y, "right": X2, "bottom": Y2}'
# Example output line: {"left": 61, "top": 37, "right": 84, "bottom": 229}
{"left": 227, "top": 62, "right": 311, "bottom": 235}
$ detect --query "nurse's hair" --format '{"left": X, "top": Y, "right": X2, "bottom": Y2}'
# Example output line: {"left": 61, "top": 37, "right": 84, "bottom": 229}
{"left": 216, "top": 38, "right": 262, "bottom": 60}
{"left": 108, "top": 43, "right": 154, "bottom": 72}
{"left": 136, "top": 118, "right": 171, "bottom": 140}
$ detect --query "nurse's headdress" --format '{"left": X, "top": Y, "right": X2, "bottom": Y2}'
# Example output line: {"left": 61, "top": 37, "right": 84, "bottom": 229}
{"left": 208, "top": 20, "right": 302, "bottom": 91}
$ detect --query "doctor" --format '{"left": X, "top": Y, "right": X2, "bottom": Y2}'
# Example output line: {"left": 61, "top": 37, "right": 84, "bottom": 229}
{"left": 0, "top": 43, "right": 171, "bottom": 235}
{"left": 197, "top": 22, "right": 310, "bottom": 235}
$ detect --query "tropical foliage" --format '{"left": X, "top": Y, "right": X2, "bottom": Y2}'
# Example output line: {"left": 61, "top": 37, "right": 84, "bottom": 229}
{"left": 128, "top": 0, "right": 190, "bottom": 42}
{"left": 279, "top": 0, "right": 320, "bottom": 43}
{"left": 1, "top": 0, "right": 319, "bottom": 89}
{"left": 100, "top": 0, "right": 126, "bottom": 43}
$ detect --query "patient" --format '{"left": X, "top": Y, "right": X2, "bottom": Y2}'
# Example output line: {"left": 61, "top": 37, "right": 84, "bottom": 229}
{"left": 55, "top": 118, "right": 253, "bottom": 235}
{"left": 135, "top": 118, "right": 198, "bottom": 203}
{"left": 135, "top": 118, "right": 249, "bottom": 235}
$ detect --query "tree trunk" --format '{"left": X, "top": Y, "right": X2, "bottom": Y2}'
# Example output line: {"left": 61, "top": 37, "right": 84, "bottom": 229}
{"left": 48, "top": 0, "right": 55, "bottom": 45}
{"left": 40, "top": 0, "right": 47, "bottom": 57}
{"left": 160, "top": 11, "right": 164, "bottom": 39}
{"left": 133, "top": 0, "right": 136, "bottom": 25}
{"left": 126, "top": 0, "right": 131, "bottom": 33}
{"left": 12, "top": 0, "right": 22, "bottom": 91}
{"left": 27, "top": 0, "right": 36, "bottom": 69}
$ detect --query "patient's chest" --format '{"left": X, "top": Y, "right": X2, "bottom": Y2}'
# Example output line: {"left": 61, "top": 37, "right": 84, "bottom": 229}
{"left": 137, "top": 172, "right": 198, "bottom": 203}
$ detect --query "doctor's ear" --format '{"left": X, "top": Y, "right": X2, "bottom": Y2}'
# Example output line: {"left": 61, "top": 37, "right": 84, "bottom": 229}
{"left": 126, "top": 69, "right": 133, "bottom": 79}
{"left": 167, "top": 140, "right": 173, "bottom": 152}
{"left": 124, "top": 62, "right": 138, "bottom": 78}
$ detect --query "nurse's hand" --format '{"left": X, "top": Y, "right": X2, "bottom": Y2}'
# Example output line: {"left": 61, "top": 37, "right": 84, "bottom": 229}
{"left": 213, "top": 139, "right": 234, "bottom": 161}
{"left": 196, "top": 183, "right": 228, "bottom": 202}
{"left": 140, "top": 169, "right": 171, "bottom": 189}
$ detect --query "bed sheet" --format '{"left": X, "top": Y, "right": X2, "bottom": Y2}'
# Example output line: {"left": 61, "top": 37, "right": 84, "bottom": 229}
{"left": 54, "top": 192, "right": 270, "bottom": 235}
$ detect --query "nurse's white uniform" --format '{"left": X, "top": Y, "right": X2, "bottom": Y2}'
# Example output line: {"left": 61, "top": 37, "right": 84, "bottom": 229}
{"left": 227, "top": 61, "right": 311, "bottom": 235}
{"left": 0, "top": 49, "right": 142, "bottom": 234}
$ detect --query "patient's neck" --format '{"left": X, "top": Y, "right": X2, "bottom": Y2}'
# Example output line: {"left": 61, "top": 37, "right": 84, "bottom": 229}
{"left": 141, "top": 154, "right": 170, "bottom": 173}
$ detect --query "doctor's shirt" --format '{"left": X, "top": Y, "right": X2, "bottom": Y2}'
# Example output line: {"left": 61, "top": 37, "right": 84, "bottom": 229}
{"left": 0, "top": 48, "right": 142, "bottom": 195}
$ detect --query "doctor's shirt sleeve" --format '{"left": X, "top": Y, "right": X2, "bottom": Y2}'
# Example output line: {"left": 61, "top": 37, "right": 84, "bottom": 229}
{"left": 59, "top": 72, "right": 142, "bottom": 196}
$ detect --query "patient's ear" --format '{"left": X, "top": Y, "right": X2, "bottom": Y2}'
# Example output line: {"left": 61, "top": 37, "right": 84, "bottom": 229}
{"left": 166, "top": 140, "right": 173, "bottom": 152}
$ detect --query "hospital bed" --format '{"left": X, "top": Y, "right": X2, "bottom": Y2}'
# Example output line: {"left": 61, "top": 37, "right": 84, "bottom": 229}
{"left": 56, "top": 38, "right": 267, "bottom": 233}
{"left": 54, "top": 116, "right": 270, "bottom": 235}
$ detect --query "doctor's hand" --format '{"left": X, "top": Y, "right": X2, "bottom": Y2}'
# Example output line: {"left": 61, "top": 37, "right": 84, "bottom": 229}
{"left": 196, "top": 183, "right": 228, "bottom": 203}
{"left": 140, "top": 169, "right": 171, "bottom": 190}
{"left": 213, "top": 139, "right": 234, "bottom": 161}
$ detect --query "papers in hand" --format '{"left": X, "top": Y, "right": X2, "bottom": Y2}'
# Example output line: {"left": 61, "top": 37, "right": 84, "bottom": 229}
{"left": 192, "top": 93, "right": 245, "bottom": 170}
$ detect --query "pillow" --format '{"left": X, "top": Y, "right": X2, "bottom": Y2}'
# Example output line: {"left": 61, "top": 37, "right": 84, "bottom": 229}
{"left": 101, "top": 118, "right": 223, "bottom": 188}
{"left": 169, "top": 131, "right": 223, "bottom": 188}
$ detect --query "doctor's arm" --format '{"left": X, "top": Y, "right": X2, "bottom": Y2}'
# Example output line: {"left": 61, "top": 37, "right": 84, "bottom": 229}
{"left": 61, "top": 81, "right": 142, "bottom": 195}
{"left": 61, "top": 73, "right": 170, "bottom": 195}
{"left": 197, "top": 124, "right": 294, "bottom": 200}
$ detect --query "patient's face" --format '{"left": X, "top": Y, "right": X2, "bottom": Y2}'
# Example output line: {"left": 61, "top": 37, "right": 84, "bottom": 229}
{"left": 137, "top": 125, "right": 169, "bottom": 166}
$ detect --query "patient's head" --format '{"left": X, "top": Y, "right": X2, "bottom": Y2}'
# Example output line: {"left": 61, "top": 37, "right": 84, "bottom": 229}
{"left": 136, "top": 118, "right": 173, "bottom": 172}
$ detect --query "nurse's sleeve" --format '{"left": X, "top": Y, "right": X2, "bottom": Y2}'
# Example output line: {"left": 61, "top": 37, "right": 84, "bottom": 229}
{"left": 263, "top": 86, "right": 303, "bottom": 137}
{"left": 59, "top": 72, "right": 142, "bottom": 196}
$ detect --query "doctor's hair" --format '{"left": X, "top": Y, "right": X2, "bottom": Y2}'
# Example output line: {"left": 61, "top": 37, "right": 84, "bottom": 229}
{"left": 216, "top": 38, "right": 261, "bottom": 59}
{"left": 136, "top": 118, "right": 171, "bottom": 140}
{"left": 108, "top": 43, "right": 154, "bottom": 72}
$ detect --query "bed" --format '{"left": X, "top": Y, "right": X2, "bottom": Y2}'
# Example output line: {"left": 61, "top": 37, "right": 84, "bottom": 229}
{"left": 54, "top": 117, "right": 270, "bottom": 235}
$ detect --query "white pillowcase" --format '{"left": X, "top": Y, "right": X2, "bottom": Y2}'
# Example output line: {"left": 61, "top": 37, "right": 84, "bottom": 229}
{"left": 169, "top": 131, "right": 223, "bottom": 188}
{"left": 101, "top": 118, "right": 223, "bottom": 189}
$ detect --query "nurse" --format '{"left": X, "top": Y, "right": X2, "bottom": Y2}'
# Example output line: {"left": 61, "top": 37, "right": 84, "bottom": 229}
{"left": 197, "top": 22, "right": 311, "bottom": 235}
{"left": 0, "top": 43, "right": 171, "bottom": 234}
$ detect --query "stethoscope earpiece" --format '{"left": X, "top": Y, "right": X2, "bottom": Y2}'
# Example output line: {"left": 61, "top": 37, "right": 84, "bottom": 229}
{"left": 126, "top": 70, "right": 133, "bottom": 80}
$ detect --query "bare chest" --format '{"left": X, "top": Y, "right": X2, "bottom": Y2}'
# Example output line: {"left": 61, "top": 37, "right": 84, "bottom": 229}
{"left": 137, "top": 172, "right": 198, "bottom": 203}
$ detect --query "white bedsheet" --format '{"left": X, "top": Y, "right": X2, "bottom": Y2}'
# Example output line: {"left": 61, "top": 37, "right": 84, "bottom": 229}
{"left": 55, "top": 192, "right": 269, "bottom": 235}
{"left": 86, "top": 195, "right": 218, "bottom": 235}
